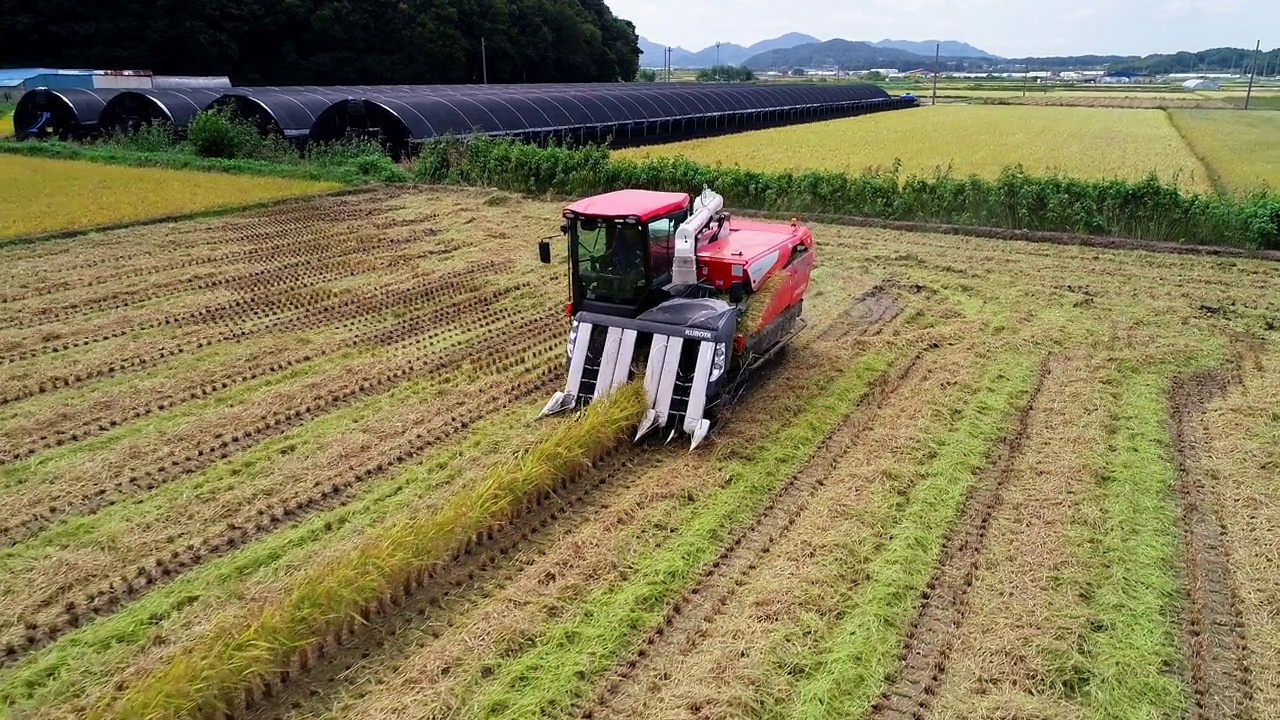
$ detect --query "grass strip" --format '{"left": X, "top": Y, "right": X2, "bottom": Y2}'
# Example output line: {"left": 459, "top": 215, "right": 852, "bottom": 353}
{"left": 788, "top": 348, "right": 1039, "bottom": 719}
{"left": 0, "top": 394, "right": 547, "bottom": 715}
{"left": 461, "top": 350, "right": 897, "bottom": 719}
{"left": 1075, "top": 368, "right": 1187, "bottom": 720}
{"left": 96, "top": 382, "right": 646, "bottom": 719}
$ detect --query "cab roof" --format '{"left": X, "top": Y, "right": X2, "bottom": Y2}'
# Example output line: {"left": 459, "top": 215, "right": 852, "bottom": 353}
{"left": 564, "top": 189, "right": 690, "bottom": 223}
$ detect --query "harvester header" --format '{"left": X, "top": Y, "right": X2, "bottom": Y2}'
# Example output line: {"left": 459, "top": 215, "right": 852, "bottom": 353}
{"left": 537, "top": 186, "right": 814, "bottom": 450}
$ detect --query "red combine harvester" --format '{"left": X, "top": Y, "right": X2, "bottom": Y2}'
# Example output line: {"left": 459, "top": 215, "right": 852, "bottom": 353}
{"left": 537, "top": 186, "right": 816, "bottom": 450}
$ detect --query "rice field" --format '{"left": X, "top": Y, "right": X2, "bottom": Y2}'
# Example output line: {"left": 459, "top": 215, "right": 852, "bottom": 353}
{"left": 1167, "top": 109, "right": 1280, "bottom": 193}
{"left": 0, "top": 184, "right": 1276, "bottom": 720}
{"left": 0, "top": 155, "right": 340, "bottom": 241}
{"left": 614, "top": 104, "right": 1216, "bottom": 194}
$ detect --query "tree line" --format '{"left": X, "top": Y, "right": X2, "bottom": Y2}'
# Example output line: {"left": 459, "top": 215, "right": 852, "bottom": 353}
{"left": 0, "top": 0, "right": 642, "bottom": 85}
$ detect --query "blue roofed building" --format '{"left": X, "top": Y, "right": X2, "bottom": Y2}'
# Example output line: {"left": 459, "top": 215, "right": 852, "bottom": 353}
{"left": 0, "top": 68, "right": 154, "bottom": 100}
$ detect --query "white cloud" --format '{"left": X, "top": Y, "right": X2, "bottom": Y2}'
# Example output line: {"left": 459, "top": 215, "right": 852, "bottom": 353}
{"left": 611, "top": 0, "right": 1276, "bottom": 57}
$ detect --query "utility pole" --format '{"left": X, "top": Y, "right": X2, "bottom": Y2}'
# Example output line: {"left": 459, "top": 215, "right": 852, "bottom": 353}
{"left": 481, "top": 37, "right": 488, "bottom": 84}
{"left": 1244, "top": 39, "right": 1261, "bottom": 109}
{"left": 1022, "top": 65, "right": 1029, "bottom": 96}
{"left": 931, "top": 42, "right": 939, "bottom": 105}
{"left": 716, "top": 42, "right": 721, "bottom": 82}
{"left": 666, "top": 47, "right": 671, "bottom": 82}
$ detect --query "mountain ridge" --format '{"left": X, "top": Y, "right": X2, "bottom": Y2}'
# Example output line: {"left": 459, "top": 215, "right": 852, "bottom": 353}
{"left": 639, "top": 33, "right": 996, "bottom": 67}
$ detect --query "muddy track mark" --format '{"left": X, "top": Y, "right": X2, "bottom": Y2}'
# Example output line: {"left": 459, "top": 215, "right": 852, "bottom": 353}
{"left": 817, "top": 283, "right": 904, "bottom": 344}
{"left": 867, "top": 354, "right": 1051, "bottom": 720}
{"left": 0, "top": 345, "right": 564, "bottom": 667}
{"left": 1171, "top": 365, "right": 1254, "bottom": 720}
{"left": 573, "top": 347, "right": 929, "bottom": 720}
{"left": 0, "top": 307, "right": 554, "bottom": 548}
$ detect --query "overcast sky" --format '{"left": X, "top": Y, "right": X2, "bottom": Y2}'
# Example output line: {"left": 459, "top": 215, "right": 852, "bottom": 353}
{"left": 610, "top": 0, "right": 1274, "bottom": 57}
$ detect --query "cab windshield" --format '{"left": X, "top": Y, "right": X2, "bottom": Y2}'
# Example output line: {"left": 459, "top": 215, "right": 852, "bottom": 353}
{"left": 572, "top": 218, "right": 648, "bottom": 304}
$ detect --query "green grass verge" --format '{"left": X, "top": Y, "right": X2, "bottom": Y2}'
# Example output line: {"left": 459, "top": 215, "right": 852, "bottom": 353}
{"left": 96, "top": 382, "right": 646, "bottom": 718}
{"left": 787, "top": 348, "right": 1040, "bottom": 719}
{"left": 460, "top": 349, "right": 898, "bottom": 719}
{"left": 1073, "top": 367, "right": 1191, "bottom": 720}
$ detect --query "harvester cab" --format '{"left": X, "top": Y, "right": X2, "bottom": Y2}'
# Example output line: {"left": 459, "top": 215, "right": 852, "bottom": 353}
{"left": 537, "top": 187, "right": 814, "bottom": 450}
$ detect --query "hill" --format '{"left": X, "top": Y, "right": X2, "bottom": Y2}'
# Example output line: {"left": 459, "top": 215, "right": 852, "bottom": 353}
{"left": 640, "top": 33, "right": 822, "bottom": 67}
{"left": 871, "top": 39, "right": 998, "bottom": 59}
{"left": 744, "top": 39, "right": 945, "bottom": 71}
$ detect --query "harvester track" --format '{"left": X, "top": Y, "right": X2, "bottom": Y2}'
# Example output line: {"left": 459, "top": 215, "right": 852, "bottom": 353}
{"left": 573, "top": 347, "right": 928, "bottom": 720}
{"left": 0, "top": 304, "right": 554, "bottom": 547}
{"left": 0, "top": 327, "right": 565, "bottom": 666}
{"left": 1170, "top": 366, "right": 1254, "bottom": 720}
{"left": 868, "top": 354, "right": 1051, "bottom": 720}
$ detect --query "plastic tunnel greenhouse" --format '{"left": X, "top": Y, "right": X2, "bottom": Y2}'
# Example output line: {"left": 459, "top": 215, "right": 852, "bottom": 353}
{"left": 305, "top": 82, "right": 910, "bottom": 149}
{"left": 97, "top": 88, "right": 225, "bottom": 136}
{"left": 12, "top": 88, "right": 122, "bottom": 140}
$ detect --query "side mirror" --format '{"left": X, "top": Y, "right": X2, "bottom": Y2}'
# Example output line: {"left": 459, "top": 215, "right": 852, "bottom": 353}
{"left": 538, "top": 239, "right": 551, "bottom": 264}
{"left": 729, "top": 280, "right": 745, "bottom": 304}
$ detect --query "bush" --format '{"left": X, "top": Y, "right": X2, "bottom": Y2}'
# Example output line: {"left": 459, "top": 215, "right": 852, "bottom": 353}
{"left": 188, "top": 107, "right": 276, "bottom": 160}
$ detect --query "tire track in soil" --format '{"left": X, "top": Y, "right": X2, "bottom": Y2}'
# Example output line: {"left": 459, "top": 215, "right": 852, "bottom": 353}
{"left": 245, "top": 288, "right": 908, "bottom": 720}
{"left": 0, "top": 260, "right": 512, "bottom": 410}
{"left": 866, "top": 354, "right": 1051, "bottom": 720}
{"left": 0, "top": 307, "right": 553, "bottom": 548}
{"left": 0, "top": 334, "right": 565, "bottom": 667}
{"left": 0, "top": 269, "right": 522, "bottom": 462}
{"left": 1170, "top": 365, "right": 1254, "bottom": 720}
{"left": 571, "top": 345, "right": 929, "bottom": 720}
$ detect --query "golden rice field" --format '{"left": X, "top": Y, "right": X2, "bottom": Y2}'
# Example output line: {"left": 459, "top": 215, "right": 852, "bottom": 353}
{"left": 1167, "top": 109, "right": 1280, "bottom": 193}
{"left": 0, "top": 185, "right": 1277, "bottom": 720}
{"left": 0, "top": 155, "right": 340, "bottom": 241}
{"left": 614, "top": 104, "right": 1215, "bottom": 194}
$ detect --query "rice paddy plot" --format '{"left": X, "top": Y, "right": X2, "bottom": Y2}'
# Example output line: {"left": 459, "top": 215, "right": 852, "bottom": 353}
{"left": 0, "top": 184, "right": 1277, "bottom": 720}
{"left": 0, "top": 154, "right": 340, "bottom": 241}
{"left": 1167, "top": 109, "right": 1280, "bottom": 193}
{"left": 614, "top": 104, "right": 1215, "bottom": 194}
